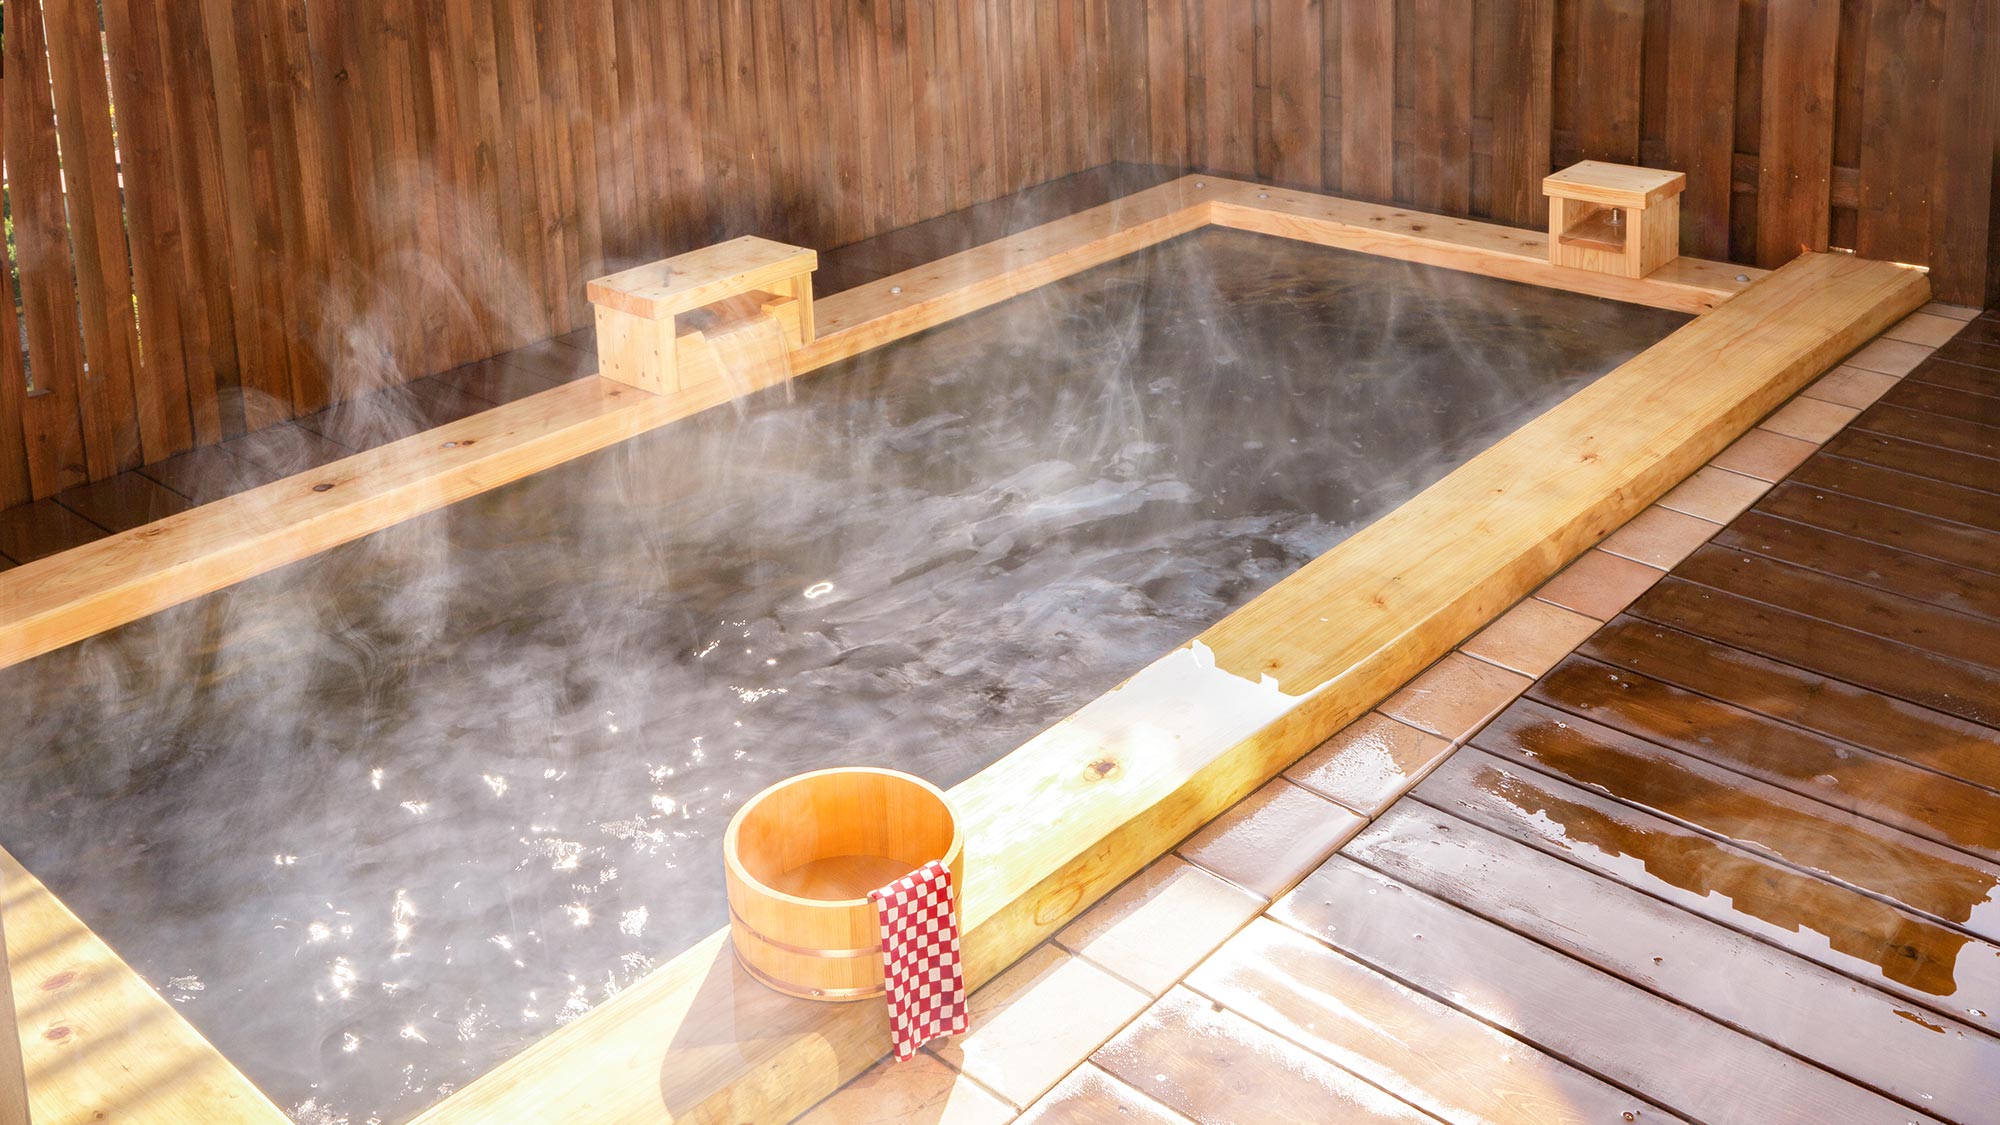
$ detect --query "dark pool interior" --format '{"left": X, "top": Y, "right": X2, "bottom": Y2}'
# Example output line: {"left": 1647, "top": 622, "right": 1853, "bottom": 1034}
{"left": 0, "top": 228, "right": 1688, "bottom": 1121}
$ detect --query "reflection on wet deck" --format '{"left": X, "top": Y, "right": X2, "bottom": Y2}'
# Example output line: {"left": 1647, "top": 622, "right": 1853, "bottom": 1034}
{"left": 807, "top": 305, "right": 2000, "bottom": 1122}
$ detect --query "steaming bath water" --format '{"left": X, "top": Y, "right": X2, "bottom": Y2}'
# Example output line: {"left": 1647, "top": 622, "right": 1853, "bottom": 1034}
{"left": 0, "top": 229, "right": 1686, "bottom": 1121}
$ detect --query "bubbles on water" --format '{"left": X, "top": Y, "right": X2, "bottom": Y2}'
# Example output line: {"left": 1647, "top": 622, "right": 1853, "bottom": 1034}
{"left": 803, "top": 581, "right": 835, "bottom": 599}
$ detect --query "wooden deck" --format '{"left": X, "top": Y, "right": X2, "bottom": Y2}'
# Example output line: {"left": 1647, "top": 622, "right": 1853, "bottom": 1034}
{"left": 800, "top": 304, "right": 1997, "bottom": 1123}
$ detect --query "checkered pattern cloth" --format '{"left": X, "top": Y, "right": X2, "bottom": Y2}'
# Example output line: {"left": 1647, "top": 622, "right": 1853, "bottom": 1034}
{"left": 869, "top": 859, "right": 968, "bottom": 1060}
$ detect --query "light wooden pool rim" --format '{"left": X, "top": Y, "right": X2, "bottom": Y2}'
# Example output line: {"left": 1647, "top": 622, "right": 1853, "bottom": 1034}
{"left": 0, "top": 176, "right": 1928, "bottom": 1125}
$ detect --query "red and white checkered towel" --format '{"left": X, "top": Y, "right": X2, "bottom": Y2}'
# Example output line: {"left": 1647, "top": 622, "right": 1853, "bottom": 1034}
{"left": 869, "top": 859, "right": 968, "bottom": 1060}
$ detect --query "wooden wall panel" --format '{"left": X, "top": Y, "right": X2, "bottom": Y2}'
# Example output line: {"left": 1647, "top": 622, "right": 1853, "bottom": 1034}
{"left": 1660, "top": 0, "right": 1739, "bottom": 260}
{"left": 1338, "top": 0, "right": 1395, "bottom": 201}
{"left": 1755, "top": 0, "right": 1841, "bottom": 267}
{"left": 3, "top": 0, "right": 1998, "bottom": 505}
{"left": 1487, "top": 0, "right": 1555, "bottom": 228}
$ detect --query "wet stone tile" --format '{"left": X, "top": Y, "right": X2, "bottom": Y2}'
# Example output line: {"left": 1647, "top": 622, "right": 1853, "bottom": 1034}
{"left": 1883, "top": 312, "right": 1967, "bottom": 348}
{"left": 1801, "top": 366, "right": 1901, "bottom": 410}
{"left": 798, "top": 1052, "right": 1013, "bottom": 1125}
{"left": 1016, "top": 1064, "right": 1191, "bottom": 1125}
{"left": 1381, "top": 653, "right": 1533, "bottom": 743}
{"left": 1759, "top": 397, "right": 1861, "bottom": 444}
{"left": 931, "top": 945, "right": 1150, "bottom": 1108}
{"left": 1707, "top": 428, "right": 1819, "bottom": 482}
{"left": 1598, "top": 506, "right": 1720, "bottom": 569}
{"left": 1056, "top": 857, "right": 1263, "bottom": 996}
{"left": 1534, "top": 549, "right": 1667, "bottom": 621}
{"left": 1656, "top": 466, "right": 1772, "bottom": 524}
{"left": 1843, "top": 337, "right": 1932, "bottom": 377}
{"left": 1459, "top": 598, "right": 1603, "bottom": 678}
{"left": 1175, "top": 780, "right": 1366, "bottom": 899}
{"left": 1286, "top": 713, "right": 1455, "bottom": 817}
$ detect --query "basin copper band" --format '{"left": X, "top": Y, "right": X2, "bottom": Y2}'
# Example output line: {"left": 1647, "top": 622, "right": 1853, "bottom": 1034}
{"left": 727, "top": 904, "right": 882, "bottom": 960}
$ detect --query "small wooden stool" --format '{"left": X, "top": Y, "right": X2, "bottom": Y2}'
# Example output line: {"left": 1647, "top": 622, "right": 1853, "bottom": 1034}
{"left": 588, "top": 236, "right": 817, "bottom": 395}
{"left": 1542, "top": 161, "right": 1686, "bottom": 279}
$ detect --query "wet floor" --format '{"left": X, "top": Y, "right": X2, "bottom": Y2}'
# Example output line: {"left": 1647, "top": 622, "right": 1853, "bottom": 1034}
{"left": 0, "top": 228, "right": 1686, "bottom": 1122}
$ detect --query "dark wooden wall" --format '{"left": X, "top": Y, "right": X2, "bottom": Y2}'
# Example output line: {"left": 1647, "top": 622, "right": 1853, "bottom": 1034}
{"left": 4, "top": 0, "right": 1997, "bottom": 508}
{"left": 1, "top": 0, "right": 1127, "bottom": 505}
{"left": 1122, "top": 0, "right": 2000, "bottom": 298}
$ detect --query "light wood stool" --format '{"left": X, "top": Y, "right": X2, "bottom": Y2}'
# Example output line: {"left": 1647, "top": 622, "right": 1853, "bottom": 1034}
{"left": 1542, "top": 161, "right": 1686, "bottom": 279}
{"left": 588, "top": 236, "right": 818, "bottom": 395}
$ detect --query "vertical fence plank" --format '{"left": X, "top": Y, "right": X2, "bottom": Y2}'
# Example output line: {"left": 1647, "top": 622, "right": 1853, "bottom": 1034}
{"left": 1201, "top": 0, "right": 1253, "bottom": 175}
{"left": 1408, "top": 0, "right": 1471, "bottom": 214}
{"left": 1146, "top": 0, "right": 1188, "bottom": 166}
{"left": 1269, "top": 0, "right": 1324, "bottom": 187}
{"left": 960, "top": 0, "right": 1003, "bottom": 203}
{"left": 1755, "top": 0, "right": 1840, "bottom": 267}
{"left": 1853, "top": 0, "right": 1943, "bottom": 267}
{"left": 1571, "top": 0, "right": 1644, "bottom": 163}
{"left": 1660, "top": 0, "right": 1736, "bottom": 259}
{"left": 42, "top": 0, "right": 145, "bottom": 473}
{"left": 0, "top": 40, "right": 36, "bottom": 511}
{"left": 5, "top": 0, "right": 91, "bottom": 494}
{"left": 1488, "top": 0, "right": 1554, "bottom": 227}
{"left": 1928, "top": 0, "right": 2000, "bottom": 305}
{"left": 155, "top": 0, "right": 233, "bottom": 441}
{"left": 100, "top": 0, "right": 199, "bottom": 462}
{"left": 1337, "top": 0, "right": 1394, "bottom": 201}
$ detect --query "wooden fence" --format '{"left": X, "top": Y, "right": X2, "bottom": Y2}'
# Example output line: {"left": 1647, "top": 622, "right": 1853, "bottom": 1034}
{"left": 0, "top": 0, "right": 1133, "bottom": 506}
{"left": 1129, "top": 0, "right": 1999, "bottom": 296}
{"left": 3, "top": 1, "right": 1997, "bottom": 508}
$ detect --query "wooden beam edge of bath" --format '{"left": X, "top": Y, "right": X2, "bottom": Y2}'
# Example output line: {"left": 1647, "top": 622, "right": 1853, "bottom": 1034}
{"left": 410, "top": 252, "right": 1928, "bottom": 1125}
{"left": 2, "top": 846, "right": 290, "bottom": 1124}
{"left": 0, "top": 174, "right": 1752, "bottom": 674}
{"left": 0, "top": 178, "right": 1217, "bottom": 674}
{"left": 1204, "top": 179, "right": 1760, "bottom": 313}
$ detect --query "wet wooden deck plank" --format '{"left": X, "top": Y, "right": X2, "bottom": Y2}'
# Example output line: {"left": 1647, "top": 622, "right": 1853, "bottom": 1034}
{"left": 1789, "top": 452, "right": 2000, "bottom": 532}
{"left": 1090, "top": 989, "right": 1435, "bottom": 1125}
{"left": 1580, "top": 616, "right": 2000, "bottom": 790}
{"left": 1410, "top": 750, "right": 2000, "bottom": 1038}
{"left": 1878, "top": 369, "right": 2000, "bottom": 417}
{"left": 1850, "top": 402, "right": 2000, "bottom": 461}
{"left": 1185, "top": 918, "right": 1672, "bottom": 1125}
{"left": 1628, "top": 577, "right": 2000, "bottom": 725}
{"left": 1271, "top": 858, "right": 1943, "bottom": 1125}
{"left": 1906, "top": 356, "right": 2000, "bottom": 398}
{"left": 1670, "top": 544, "right": 2000, "bottom": 671}
{"left": 1470, "top": 700, "right": 2000, "bottom": 940}
{"left": 1530, "top": 654, "right": 2000, "bottom": 859}
{"left": 1819, "top": 427, "right": 2000, "bottom": 495}
{"left": 1014, "top": 1065, "right": 1191, "bottom": 1125}
{"left": 1344, "top": 801, "right": 2000, "bottom": 1123}
{"left": 1754, "top": 482, "right": 2000, "bottom": 576}
{"left": 1714, "top": 511, "right": 2000, "bottom": 623}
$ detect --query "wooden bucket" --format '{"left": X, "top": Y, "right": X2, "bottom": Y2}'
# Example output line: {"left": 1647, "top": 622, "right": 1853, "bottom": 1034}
{"left": 723, "top": 767, "right": 963, "bottom": 1002}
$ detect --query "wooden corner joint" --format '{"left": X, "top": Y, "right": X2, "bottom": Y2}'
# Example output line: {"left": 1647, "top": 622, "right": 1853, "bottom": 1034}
{"left": 1543, "top": 160, "right": 1687, "bottom": 280}
{"left": 588, "top": 235, "right": 819, "bottom": 397}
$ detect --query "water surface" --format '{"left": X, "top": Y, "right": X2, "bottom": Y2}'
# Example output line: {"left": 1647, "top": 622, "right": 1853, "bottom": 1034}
{"left": 0, "top": 229, "right": 1687, "bottom": 1122}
